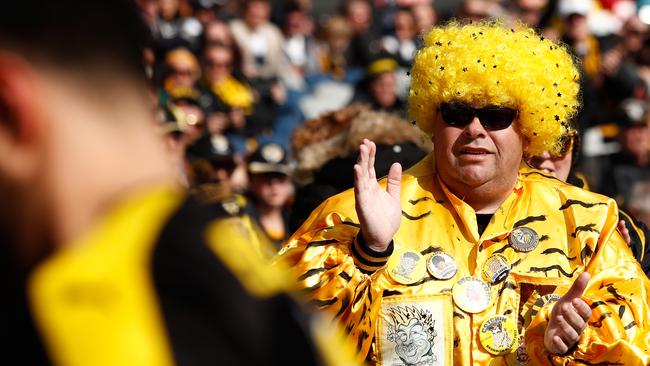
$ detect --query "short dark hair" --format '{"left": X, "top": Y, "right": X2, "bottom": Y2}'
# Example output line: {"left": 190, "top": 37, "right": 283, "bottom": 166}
{"left": 0, "top": 0, "right": 149, "bottom": 80}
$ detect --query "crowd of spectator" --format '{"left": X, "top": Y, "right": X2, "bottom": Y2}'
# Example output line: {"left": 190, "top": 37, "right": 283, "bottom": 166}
{"left": 142, "top": 0, "right": 650, "bottom": 235}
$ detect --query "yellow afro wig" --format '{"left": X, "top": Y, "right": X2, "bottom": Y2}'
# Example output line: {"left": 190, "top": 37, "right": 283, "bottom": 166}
{"left": 408, "top": 21, "right": 582, "bottom": 156}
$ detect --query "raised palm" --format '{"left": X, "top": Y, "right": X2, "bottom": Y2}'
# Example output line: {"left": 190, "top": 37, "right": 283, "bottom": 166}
{"left": 354, "top": 139, "right": 403, "bottom": 252}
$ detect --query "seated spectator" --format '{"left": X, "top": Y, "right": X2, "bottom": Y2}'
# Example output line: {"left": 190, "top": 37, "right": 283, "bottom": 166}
{"left": 245, "top": 143, "right": 295, "bottom": 251}
{"left": 160, "top": 48, "right": 201, "bottom": 104}
{"left": 282, "top": 4, "right": 318, "bottom": 77}
{"left": 351, "top": 57, "right": 406, "bottom": 116}
{"left": 411, "top": 2, "right": 438, "bottom": 38}
{"left": 344, "top": 0, "right": 381, "bottom": 68}
{"left": 229, "top": 0, "right": 302, "bottom": 89}
{"left": 187, "top": 133, "right": 241, "bottom": 202}
{"left": 601, "top": 99, "right": 650, "bottom": 206}
{"left": 202, "top": 19, "right": 236, "bottom": 49}
{"left": 313, "top": 16, "right": 357, "bottom": 82}
{"left": 381, "top": 7, "right": 418, "bottom": 67}
{"left": 156, "top": 0, "right": 203, "bottom": 54}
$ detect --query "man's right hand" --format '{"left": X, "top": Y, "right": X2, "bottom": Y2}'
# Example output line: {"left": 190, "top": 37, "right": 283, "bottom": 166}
{"left": 354, "top": 139, "right": 403, "bottom": 252}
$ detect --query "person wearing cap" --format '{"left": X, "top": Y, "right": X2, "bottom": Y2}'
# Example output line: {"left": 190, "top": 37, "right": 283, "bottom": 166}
{"left": 601, "top": 99, "right": 650, "bottom": 206}
{"left": 246, "top": 143, "right": 294, "bottom": 252}
{"left": 279, "top": 21, "right": 650, "bottom": 365}
{"left": 352, "top": 56, "right": 406, "bottom": 117}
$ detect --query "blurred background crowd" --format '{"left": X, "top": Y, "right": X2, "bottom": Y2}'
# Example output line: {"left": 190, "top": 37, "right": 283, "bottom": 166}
{"left": 145, "top": 0, "right": 650, "bottom": 246}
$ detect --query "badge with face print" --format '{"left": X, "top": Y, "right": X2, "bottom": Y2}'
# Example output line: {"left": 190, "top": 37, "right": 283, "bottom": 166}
{"left": 387, "top": 249, "right": 426, "bottom": 285}
{"left": 508, "top": 227, "right": 539, "bottom": 252}
{"left": 479, "top": 315, "right": 518, "bottom": 355}
{"left": 482, "top": 254, "right": 511, "bottom": 284}
{"left": 426, "top": 252, "right": 458, "bottom": 280}
{"left": 452, "top": 277, "right": 491, "bottom": 314}
{"left": 377, "top": 294, "right": 454, "bottom": 366}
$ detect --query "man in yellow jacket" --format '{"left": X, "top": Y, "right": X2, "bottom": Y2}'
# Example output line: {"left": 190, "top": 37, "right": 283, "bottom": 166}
{"left": 280, "top": 21, "right": 650, "bottom": 365}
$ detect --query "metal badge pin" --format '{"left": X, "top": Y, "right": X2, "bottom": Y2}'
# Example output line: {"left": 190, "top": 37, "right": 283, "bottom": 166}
{"left": 508, "top": 227, "right": 539, "bottom": 252}
{"left": 427, "top": 252, "right": 458, "bottom": 280}
{"left": 452, "top": 277, "right": 491, "bottom": 313}
{"left": 479, "top": 315, "right": 518, "bottom": 355}
{"left": 482, "top": 254, "right": 511, "bottom": 284}
{"left": 387, "top": 249, "right": 426, "bottom": 285}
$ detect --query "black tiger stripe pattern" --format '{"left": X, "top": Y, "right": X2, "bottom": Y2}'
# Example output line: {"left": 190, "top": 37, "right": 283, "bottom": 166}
{"left": 559, "top": 199, "right": 607, "bottom": 210}
{"left": 514, "top": 215, "right": 547, "bottom": 227}
{"left": 541, "top": 247, "right": 577, "bottom": 261}
{"left": 572, "top": 223, "right": 599, "bottom": 238}
{"left": 402, "top": 210, "right": 431, "bottom": 220}
{"left": 528, "top": 265, "right": 577, "bottom": 277}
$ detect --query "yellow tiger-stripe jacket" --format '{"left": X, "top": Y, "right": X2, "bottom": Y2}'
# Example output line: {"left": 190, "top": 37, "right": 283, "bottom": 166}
{"left": 279, "top": 153, "right": 650, "bottom": 366}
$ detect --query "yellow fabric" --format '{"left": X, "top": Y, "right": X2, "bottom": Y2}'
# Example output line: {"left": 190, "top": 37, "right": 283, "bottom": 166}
{"left": 28, "top": 187, "right": 183, "bottom": 366}
{"left": 206, "top": 216, "right": 289, "bottom": 296}
{"left": 206, "top": 212, "right": 360, "bottom": 366}
{"left": 279, "top": 153, "right": 650, "bottom": 365}
{"left": 211, "top": 75, "right": 254, "bottom": 113}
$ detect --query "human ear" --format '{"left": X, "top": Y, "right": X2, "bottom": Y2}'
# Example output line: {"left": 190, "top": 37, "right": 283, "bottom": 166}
{"left": 0, "top": 52, "right": 43, "bottom": 181}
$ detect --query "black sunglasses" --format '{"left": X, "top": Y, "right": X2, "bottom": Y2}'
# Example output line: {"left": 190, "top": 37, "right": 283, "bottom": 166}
{"left": 439, "top": 102, "right": 518, "bottom": 131}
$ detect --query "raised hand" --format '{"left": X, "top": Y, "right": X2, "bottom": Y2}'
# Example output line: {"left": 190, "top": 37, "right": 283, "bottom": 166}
{"left": 353, "top": 139, "right": 402, "bottom": 252}
{"left": 544, "top": 272, "right": 593, "bottom": 354}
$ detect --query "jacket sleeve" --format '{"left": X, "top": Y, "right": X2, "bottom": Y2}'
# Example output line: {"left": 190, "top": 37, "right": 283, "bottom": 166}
{"left": 277, "top": 189, "right": 390, "bottom": 362}
{"left": 525, "top": 200, "right": 650, "bottom": 365}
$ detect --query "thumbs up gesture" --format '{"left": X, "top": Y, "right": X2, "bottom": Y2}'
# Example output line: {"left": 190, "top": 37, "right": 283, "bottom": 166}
{"left": 544, "top": 272, "right": 593, "bottom": 354}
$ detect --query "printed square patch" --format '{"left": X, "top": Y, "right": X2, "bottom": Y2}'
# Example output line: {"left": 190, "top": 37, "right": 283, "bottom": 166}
{"left": 376, "top": 294, "right": 453, "bottom": 366}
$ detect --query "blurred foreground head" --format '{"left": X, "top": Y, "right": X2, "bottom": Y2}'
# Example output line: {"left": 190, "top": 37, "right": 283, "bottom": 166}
{"left": 0, "top": 0, "right": 173, "bottom": 269}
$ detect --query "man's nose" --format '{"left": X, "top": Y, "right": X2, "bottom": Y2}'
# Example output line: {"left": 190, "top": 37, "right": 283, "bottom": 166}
{"left": 463, "top": 116, "right": 487, "bottom": 138}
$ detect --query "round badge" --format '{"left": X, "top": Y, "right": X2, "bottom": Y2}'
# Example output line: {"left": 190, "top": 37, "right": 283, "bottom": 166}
{"left": 482, "top": 254, "right": 511, "bottom": 284}
{"left": 508, "top": 227, "right": 539, "bottom": 252}
{"left": 427, "top": 252, "right": 458, "bottom": 280}
{"left": 387, "top": 249, "right": 426, "bottom": 285}
{"left": 452, "top": 277, "right": 491, "bottom": 314}
{"left": 479, "top": 315, "right": 518, "bottom": 355}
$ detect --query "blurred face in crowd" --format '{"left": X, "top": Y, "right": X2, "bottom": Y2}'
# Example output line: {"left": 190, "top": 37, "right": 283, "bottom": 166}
{"left": 622, "top": 17, "right": 649, "bottom": 54}
{"left": 370, "top": 72, "right": 397, "bottom": 108}
{"left": 433, "top": 105, "right": 525, "bottom": 200}
{"left": 527, "top": 150, "right": 573, "bottom": 181}
{"left": 204, "top": 21, "right": 234, "bottom": 47}
{"left": 515, "top": 0, "right": 548, "bottom": 27}
{"left": 159, "top": 0, "right": 179, "bottom": 20}
{"left": 346, "top": 0, "right": 372, "bottom": 33}
{"left": 324, "top": 17, "right": 352, "bottom": 53}
{"left": 394, "top": 10, "right": 416, "bottom": 41}
{"left": 566, "top": 14, "right": 590, "bottom": 42}
{"left": 620, "top": 125, "right": 650, "bottom": 163}
{"left": 249, "top": 173, "right": 293, "bottom": 209}
{"left": 244, "top": 0, "right": 270, "bottom": 30}
{"left": 411, "top": 4, "right": 437, "bottom": 34}
{"left": 166, "top": 58, "right": 199, "bottom": 88}
{"left": 206, "top": 112, "right": 230, "bottom": 134}
{"left": 284, "top": 10, "right": 309, "bottom": 37}
{"left": 136, "top": 0, "right": 160, "bottom": 21}
{"left": 204, "top": 45, "right": 233, "bottom": 83}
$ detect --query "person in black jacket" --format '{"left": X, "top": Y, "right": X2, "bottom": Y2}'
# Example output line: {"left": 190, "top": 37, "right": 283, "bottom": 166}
{"left": 0, "top": 1, "right": 352, "bottom": 365}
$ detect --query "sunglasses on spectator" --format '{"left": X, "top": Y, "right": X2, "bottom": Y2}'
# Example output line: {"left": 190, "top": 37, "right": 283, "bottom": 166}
{"left": 206, "top": 60, "right": 232, "bottom": 68}
{"left": 439, "top": 102, "right": 518, "bottom": 131}
{"left": 169, "top": 67, "right": 194, "bottom": 76}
